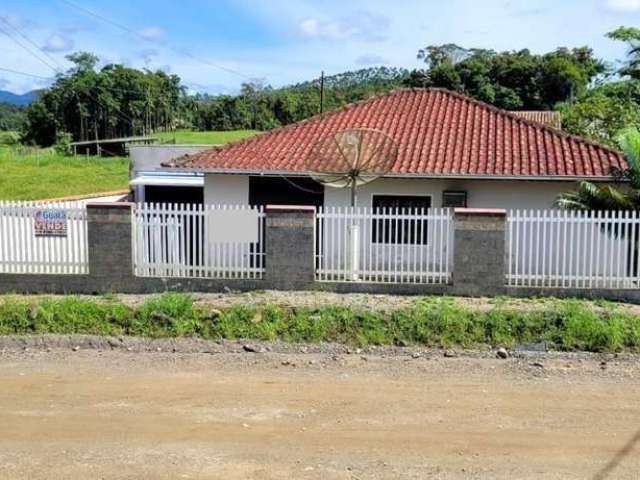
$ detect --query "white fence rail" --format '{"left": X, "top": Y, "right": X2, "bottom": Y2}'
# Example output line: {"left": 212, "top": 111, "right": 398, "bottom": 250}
{"left": 133, "top": 203, "right": 265, "bottom": 279}
{"left": 507, "top": 210, "right": 640, "bottom": 289}
{"left": 0, "top": 201, "right": 89, "bottom": 274}
{"left": 316, "top": 207, "right": 453, "bottom": 284}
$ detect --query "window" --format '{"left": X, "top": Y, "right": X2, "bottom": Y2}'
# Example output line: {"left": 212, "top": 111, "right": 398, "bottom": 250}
{"left": 442, "top": 191, "right": 467, "bottom": 208}
{"left": 372, "top": 195, "right": 431, "bottom": 245}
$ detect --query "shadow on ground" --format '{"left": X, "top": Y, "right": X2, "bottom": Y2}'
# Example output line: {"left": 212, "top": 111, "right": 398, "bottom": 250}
{"left": 592, "top": 428, "right": 640, "bottom": 480}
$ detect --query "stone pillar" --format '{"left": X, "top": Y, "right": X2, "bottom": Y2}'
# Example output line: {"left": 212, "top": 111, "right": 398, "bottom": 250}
{"left": 453, "top": 208, "right": 506, "bottom": 296}
{"left": 264, "top": 205, "right": 316, "bottom": 290}
{"left": 87, "top": 203, "right": 135, "bottom": 285}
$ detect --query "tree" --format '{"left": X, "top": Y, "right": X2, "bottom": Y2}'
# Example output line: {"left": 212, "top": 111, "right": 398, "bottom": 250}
{"left": 557, "top": 27, "right": 640, "bottom": 147}
{"left": 417, "top": 43, "right": 472, "bottom": 69}
{"left": 556, "top": 127, "right": 640, "bottom": 211}
{"left": 0, "top": 103, "right": 26, "bottom": 131}
{"left": 191, "top": 67, "right": 409, "bottom": 133}
{"left": 406, "top": 45, "right": 606, "bottom": 110}
{"left": 21, "top": 101, "right": 57, "bottom": 146}
{"left": 22, "top": 52, "right": 185, "bottom": 146}
{"left": 558, "top": 81, "right": 640, "bottom": 147}
{"left": 607, "top": 26, "right": 640, "bottom": 79}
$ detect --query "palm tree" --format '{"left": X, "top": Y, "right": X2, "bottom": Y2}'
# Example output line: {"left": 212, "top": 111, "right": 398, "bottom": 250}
{"left": 555, "top": 127, "right": 640, "bottom": 211}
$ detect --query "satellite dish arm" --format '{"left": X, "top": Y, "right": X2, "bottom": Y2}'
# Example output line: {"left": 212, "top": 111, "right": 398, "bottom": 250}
{"left": 351, "top": 176, "right": 357, "bottom": 207}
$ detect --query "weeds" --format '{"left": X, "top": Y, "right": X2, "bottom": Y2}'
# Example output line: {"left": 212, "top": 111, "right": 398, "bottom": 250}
{"left": 0, "top": 293, "right": 639, "bottom": 353}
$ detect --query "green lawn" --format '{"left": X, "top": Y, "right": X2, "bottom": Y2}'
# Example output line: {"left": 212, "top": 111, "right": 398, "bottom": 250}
{"left": 0, "top": 147, "right": 130, "bottom": 201}
{"left": 156, "top": 129, "right": 258, "bottom": 145}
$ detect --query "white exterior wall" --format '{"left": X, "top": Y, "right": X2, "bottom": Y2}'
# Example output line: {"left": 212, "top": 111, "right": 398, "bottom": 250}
{"left": 130, "top": 145, "right": 211, "bottom": 176}
{"left": 323, "top": 177, "right": 574, "bottom": 210}
{"left": 202, "top": 174, "right": 576, "bottom": 210}
{"left": 204, "top": 174, "right": 249, "bottom": 205}
{"left": 201, "top": 173, "right": 629, "bottom": 284}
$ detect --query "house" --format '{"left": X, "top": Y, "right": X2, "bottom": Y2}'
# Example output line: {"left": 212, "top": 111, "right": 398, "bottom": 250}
{"left": 159, "top": 88, "right": 627, "bottom": 211}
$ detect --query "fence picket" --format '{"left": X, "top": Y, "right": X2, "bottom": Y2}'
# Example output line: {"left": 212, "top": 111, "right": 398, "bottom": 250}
{"left": 0, "top": 200, "right": 89, "bottom": 275}
{"left": 506, "top": 209, "right": 640, "bottom": 289}
{"left": 314, "top": 206, "right": 453, "bottom": 284}
{"left": 132, "top": 202, "right": 265, "bottom": 280}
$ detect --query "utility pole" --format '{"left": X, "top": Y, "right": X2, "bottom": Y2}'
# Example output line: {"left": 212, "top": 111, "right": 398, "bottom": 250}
{"left": 319, "top": 70, "right": 324, "bottom": 114}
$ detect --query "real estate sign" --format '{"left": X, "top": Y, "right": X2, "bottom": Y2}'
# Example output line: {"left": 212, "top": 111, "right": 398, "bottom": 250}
{"left": 34, "top": 209, "right": 68, "bottom": 237}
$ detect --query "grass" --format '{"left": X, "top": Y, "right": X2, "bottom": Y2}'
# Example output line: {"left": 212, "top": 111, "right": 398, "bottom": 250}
{"left": 1, "top": 293, "right": 639, "bottom": 353}
{"left": 0, "top": 146, "right": 130, "bottom": 200}
{"left": 156, "top": 129, "right": 258, "bottom": 145}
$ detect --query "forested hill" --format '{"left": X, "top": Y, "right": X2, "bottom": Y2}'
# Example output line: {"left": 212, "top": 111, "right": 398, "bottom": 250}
{"left": 0, "top": 90, "right": 39, "bottom": 106}
{"left": 186, "top": 66, "right": 410, "bottom": 133}
{"left": 288, "top": 67, "right": 410, "bottom": 91}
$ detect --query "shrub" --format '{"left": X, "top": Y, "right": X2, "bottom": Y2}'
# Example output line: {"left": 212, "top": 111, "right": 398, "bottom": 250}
{"left": 134, "top": 293, "right": 202, "bottom": 337}
{"left": 0, "top": 131, "right": 20, "bottom": 146}
{"left": 53, "top": 132, "right": 73, "bottom": 156}
{"left": 0, "top": 299, "right": 33, "bottom": 334}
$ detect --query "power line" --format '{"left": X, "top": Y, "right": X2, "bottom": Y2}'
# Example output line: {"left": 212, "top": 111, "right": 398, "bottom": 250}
{"left": 0, "top": 17, "right": 62, "bottom": 73}
{"left": 57, "top": 0, "right": 256, "bottom": 81}
{"left": 0, "top": 31, "right": 138, "bottom": 131}
{"left": 0, "top": 24, "right": 59, "bottom": 74}
{"left": 0, "top": 66, "right": 54, "bottom": 81}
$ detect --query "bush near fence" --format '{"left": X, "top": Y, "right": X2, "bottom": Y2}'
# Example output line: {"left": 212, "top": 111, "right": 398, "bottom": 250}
{"left": 1, "top": 293, "right": 639, "bottom": 353}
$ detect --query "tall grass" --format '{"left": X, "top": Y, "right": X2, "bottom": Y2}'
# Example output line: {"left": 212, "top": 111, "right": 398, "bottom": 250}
{"left": 0, "top": 293, "right": 639, "bottom": 352}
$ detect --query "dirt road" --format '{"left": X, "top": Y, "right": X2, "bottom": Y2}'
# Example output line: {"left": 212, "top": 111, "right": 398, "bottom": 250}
{"left": 0, "top": 345, "right": 638, "bottom": 479}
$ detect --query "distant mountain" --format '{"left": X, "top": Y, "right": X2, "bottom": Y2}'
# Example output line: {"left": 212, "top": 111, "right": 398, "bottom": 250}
{"left": 0, "top": 90, "right": 39, "bottom": 106}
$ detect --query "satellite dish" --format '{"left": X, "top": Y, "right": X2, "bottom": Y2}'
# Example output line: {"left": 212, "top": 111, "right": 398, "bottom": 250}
{"left": 305, "top": 128, "right": 398, "bottom": 206}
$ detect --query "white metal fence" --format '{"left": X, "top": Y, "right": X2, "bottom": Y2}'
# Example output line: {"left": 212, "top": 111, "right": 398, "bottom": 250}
{"left": 133, "top": 203, "right": 265, "bottom": 279}
{"left": 507, "top": 209, "right": 640, "bottom": 289}
{"left": 0, "top": 201, "right": 89, "bottom": 274}
{"left": 316, "top": 207, "right": 454, "bottom": 284}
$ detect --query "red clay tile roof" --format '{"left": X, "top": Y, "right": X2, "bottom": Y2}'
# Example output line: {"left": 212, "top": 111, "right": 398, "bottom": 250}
{"left": 166, "top": 88, "right": 627, "bottom": 179}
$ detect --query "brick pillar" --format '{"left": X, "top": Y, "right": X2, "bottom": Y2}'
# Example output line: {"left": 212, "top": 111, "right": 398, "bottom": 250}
{"left": 453, "top": 208, "right": 506, "bottom": 296}
{"left": 87, "top": 203, "right": 135, "bottom": 284}
{"left": 264, "top": 205, "right": 316, "bottom": 290}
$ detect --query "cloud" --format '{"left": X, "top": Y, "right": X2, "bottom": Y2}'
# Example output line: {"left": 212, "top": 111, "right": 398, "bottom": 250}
{"left": 41, "top": 33, "right": 74, "bottom": 53}
{"left": 605, "top": 0, "right": 640, "bottom": 11}
{"left": 137, "top": 48, "right": 159, "bottom": 65}
{"left": 137, "top": 26, "right": 167, "bottom": 42}
{"left": 0, "top": 78, "right": 9, "bottom": 89}
{"left": 355, "top": 53, "right": 388, "bottom": 66}
{"left": 297, "top": 11, "right": 390, "bottom": 42}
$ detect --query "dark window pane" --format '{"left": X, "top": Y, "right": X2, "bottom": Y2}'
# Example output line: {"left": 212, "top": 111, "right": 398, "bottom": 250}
{"left": 442, "top": 191, "right": 467, "bottom": 208}
{"left": 371, "top": 195, "right": 431, "bottom": 244}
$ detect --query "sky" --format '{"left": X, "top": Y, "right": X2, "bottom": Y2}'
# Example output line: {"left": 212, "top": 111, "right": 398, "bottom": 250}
{"left": 1, "top": 0, "right": 640, "bottom": 95}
